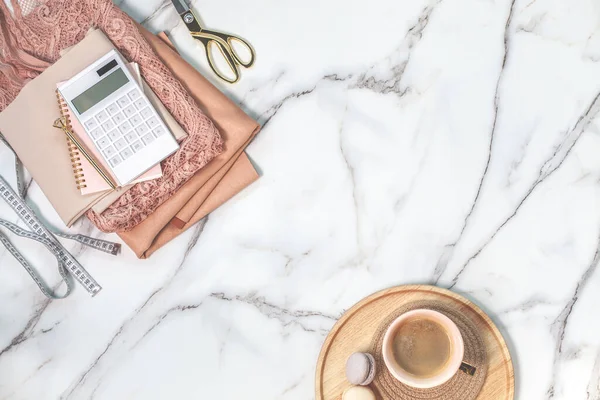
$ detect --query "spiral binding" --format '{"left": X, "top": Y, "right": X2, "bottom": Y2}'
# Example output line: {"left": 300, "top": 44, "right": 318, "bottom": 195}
{"left": 56, "top": 90, "right": 87, "bottom": 190}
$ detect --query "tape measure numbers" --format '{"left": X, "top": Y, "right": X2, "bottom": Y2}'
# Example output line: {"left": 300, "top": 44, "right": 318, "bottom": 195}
{"left": 0, "top": 133, "right": 121, "bottom": 298}
{"left": 0, "top": 175, "right": 115, "bottom": 298}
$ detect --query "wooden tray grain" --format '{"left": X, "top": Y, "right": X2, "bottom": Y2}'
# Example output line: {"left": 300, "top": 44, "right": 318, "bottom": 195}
{"left": 315, "top": 285, "right": 514, "bottom": 400}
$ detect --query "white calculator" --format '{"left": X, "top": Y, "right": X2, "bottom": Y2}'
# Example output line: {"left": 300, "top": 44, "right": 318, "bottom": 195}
{"left": 58, "top": 50, "right": 179, "bottom": 186}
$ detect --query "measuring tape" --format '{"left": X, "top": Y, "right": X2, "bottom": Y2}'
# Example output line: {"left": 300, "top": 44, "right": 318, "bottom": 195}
{"left": 0, "top": 134, "right": 120, "bottom": 298}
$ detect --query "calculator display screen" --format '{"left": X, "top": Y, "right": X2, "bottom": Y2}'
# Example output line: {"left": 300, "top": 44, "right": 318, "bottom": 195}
{"left": 72, "top": 68, "right": 129, "bottom": 114}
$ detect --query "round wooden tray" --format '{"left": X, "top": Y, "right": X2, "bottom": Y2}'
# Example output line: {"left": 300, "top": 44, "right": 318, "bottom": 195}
{"left": 315, "top": 285, "right": 514, "bottom": 400}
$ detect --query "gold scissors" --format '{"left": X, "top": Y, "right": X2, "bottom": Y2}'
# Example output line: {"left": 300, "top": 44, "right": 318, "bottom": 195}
{"left": 172, "top": 0, "right": 255, "bottom": 84}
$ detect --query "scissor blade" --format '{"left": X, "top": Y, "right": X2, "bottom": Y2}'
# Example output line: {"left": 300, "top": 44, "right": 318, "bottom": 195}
{"left": 171, "top": 0, "right": 190, "bottom": 14}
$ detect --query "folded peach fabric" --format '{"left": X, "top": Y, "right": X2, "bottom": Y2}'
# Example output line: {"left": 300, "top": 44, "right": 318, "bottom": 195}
{"left": 118, "top": 28, "right": 260, "bottom": 258}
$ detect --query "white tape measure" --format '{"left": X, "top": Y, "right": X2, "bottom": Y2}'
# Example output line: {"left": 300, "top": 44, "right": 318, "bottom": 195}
{"left": 0, "top": 134, "right": 120, "bottom": 298}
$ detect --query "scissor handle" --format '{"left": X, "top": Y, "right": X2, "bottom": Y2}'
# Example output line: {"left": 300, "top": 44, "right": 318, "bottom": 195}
{"left": 200, "top": 28, "right": 255, "bottom": 68}
{"left": 195, "top": 30, "right": 255, "bottom": 82}
{"left": 223, "top": 34, "right": 256, "bottom": 69}
{"left": 194, "top": 34, "right": 241, "bottom": 84}
{"left": 178, "top": 6, "right": 255, "bottom": 83}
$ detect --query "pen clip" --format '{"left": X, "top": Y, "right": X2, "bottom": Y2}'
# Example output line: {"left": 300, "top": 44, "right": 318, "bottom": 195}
{"left": 53, "top": 118, "right": 117, "bottom": 190}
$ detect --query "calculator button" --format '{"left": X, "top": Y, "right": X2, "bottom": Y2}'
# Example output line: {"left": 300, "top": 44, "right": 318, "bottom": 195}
{"left": 152, "top": 127, "right": 166, "bottom": 137}
{"left": 109, "top": 154, "right": 122, "bottom": 167}
{"left": 118, "top": 121, "right": 133, "bottom": 134}
{"left": 139, "top": 107, "right": 153, "bottom": 119}
{"left": 125, "top": 132, "right": 138, "bottom": 143}
{"left": 96, "top": 136, "right": 110, "bottom": 149}
{"left": 117, "top": 96, "right": 130, "bottom": 107}
{"left": 131, "top": 140, "right": 145, "bottom": 152}
{"left": 142, "top": 133, "right": 155, "bottom": 145}
{"left": 133, "top": 98, "right": 147, "bottom": 110}
{"left": 135, "top": 123, "right": 149, "bottom": 135}
{"left": 101, "top": 120, "right": 115, "bottom": 132}
{"left": 107, "top": 103, "right": 120, "bottom": 115}
{"left": 112, "top": 112, "right": 125, "bottom": 125}
{"left": 89, "top": 127, "right": 104, "bottom": 140}
{"left": 146, "top": 117, "right": 160, "bottom": 129}
{"left": 84, "top": 119, "right": 98, "bottom": 130}
{"left": 102, "top": 145, "right": 117, "bottom": 158}
{"left": 95, "top": 110, "right": 109, "bottom": 123}
{"left": 123, "top": 104, "right": 137, "bottom": 118}
{"left": 120, "top": 147, "right": 134, "bottom": 160}
{"left": 130, "top": 114, "right": 143, "bottom": 127}
{"left": 107, "top": 130, "right": 120, "bottom": 142}
{"left": 128, "top": 89, "right": 141, "bottom": 101}
{"left": 114, "top": 138, "right": 128, "bottom": 151}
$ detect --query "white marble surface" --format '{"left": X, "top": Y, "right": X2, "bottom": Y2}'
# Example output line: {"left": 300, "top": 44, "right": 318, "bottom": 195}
{"left": 2, "top": 0, "right": 600, "bottom": 398}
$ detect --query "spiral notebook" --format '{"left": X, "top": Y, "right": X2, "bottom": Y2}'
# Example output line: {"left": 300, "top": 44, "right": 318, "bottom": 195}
{"left": 56, "top": 63, "right": 162, "bottom": 195}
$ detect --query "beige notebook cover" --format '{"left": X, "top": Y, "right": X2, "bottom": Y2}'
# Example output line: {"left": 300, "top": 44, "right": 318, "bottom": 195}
{"left": 0, "top": 30, "right": 121, "bottom": 226}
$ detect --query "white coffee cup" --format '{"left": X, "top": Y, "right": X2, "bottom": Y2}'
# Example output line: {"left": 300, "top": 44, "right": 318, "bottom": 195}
{"left": 382, "top": 309, "right": 464, "bottom": 389}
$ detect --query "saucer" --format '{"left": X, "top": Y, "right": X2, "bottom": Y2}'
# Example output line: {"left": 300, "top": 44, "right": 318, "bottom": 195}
{"left": 315, "top": 285, "right": 514, "bottom": 400}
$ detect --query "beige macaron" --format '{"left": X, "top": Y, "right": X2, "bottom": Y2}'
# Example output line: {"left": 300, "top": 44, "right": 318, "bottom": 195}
{"left": 342, "top": 386, "right": 376, "bottom": 400}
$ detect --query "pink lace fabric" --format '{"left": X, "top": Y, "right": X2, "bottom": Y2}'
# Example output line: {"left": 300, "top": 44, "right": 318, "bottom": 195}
{"left": 0, "top": 0, "right": 224, "bottom": 232}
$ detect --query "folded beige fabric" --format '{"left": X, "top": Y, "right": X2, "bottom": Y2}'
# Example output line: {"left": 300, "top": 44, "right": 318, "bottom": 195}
{"left": 118, "top": 28, "right": 260, "bottom": 258}
{"left": 0, "top": 30, "right": 120, "bottom": 226}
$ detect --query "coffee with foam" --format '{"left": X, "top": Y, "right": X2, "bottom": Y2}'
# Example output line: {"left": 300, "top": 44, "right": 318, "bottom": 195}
{"left": 390, "top": 316, "right": 452, "bottom": 378}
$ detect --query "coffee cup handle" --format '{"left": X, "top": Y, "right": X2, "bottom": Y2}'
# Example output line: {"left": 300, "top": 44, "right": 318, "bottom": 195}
{"left": 459, "top": 362, "right": 477, "bottom": 376}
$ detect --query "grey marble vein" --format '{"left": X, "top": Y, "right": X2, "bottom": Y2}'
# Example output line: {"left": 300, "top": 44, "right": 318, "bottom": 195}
{"left": 498, "top": 297, "right": 552, "bottom": 315}
{"left": 449, "top": 88, "right": 600, "bottom": 288}
{"left": 546, "top": 232, "right": 600, "bottom": 399}
{"left": 259, "top": 86, "right": 317, "bottom": 128}
{"left": 352, "top": 0, "right": 441, "bottom": 97}
{"left": 0, "top": 298, "right": 51, "bottom": 358}
{"left": 434, "top": 0, "right": 517, "bottom": 284}
{"left": 258, "top": 0, "right": 442, "bottom": 130}
{"left": 61, "top": 219, "right": 208, "bottom": 399}
{"left": 61, "top": 324, "right": 126, "bottom": 400}
{"left": 586, "top": 351, "right": 600, "bottom": 400}
{"left": 280, "top": 375, "right": 305, "bottom": 396}
{"left": 134, "top": 303, "right": 202, "bottom": 348}
{"left": 210, "top": 292, "right": 339, "bottom": 334}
